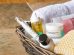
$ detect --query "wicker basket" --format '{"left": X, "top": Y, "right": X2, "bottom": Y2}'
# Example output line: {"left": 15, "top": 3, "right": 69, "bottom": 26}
{"left": 16, "top": 26, "right": 56, "bottom": 55}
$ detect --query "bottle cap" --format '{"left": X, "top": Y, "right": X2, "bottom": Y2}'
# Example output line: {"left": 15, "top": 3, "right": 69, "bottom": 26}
{"left": 37, "top": 32, "right": 43, "bottom": 36}
{"left": 26, "top": 21, "right": 31, "bottom": 27}
{"left": 39, "top": 34, "right": 49, "bottom": 45}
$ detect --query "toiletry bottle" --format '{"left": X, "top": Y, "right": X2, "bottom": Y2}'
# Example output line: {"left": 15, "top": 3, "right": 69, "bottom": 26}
{"left": 30, "top": 15, "right": 44, "bottom": 35}
{"left": 15, "top": 17, "right": 39, "bottom": 45}
{"left": 39, "top": 34, "right": 55, "bottom": 51}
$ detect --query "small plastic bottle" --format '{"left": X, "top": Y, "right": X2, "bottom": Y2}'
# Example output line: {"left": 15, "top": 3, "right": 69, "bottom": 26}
{"left": 30, "top": 14, "right": 44, "bottom": 35}
{"left": 39, "top": 34, "right": 55, "bottom": 51}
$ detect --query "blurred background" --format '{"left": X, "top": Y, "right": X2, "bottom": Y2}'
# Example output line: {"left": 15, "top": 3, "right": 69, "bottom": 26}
{"left": 0, "top": 0, "right": 69, "bottom": 55}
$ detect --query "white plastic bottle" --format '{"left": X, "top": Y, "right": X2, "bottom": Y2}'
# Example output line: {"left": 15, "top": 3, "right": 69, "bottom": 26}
{"left": 39, "top": 34, "right": 55, "bottom": 51}
{"left": 15, "top": 17, "right": 39, "bottom": 44}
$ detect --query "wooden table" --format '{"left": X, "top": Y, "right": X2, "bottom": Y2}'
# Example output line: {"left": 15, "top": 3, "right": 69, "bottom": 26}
{"left": 0, "top": 28, "right": 29, "bottom": 55}
{"left": 0, "top": 0, "right": 25, "bottom": 4}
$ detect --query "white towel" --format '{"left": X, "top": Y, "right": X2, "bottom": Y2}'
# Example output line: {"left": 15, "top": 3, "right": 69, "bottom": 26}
{"left": 30, "top": 0, "right": 74, "bottom": 23}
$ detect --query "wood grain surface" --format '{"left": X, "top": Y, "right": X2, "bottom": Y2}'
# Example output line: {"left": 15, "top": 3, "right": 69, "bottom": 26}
{"left": 0, "top": 0, "right": 25, "bottom": 4}
{"left": 0, "top": 29, "right": 29, "bottom": 55}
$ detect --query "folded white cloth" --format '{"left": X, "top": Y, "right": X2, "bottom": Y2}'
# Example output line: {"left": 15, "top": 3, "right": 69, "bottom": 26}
{"left": 30, "top": 0, "right": 74, "bottom": 23}
{"left": 63, "top": 1, "right": 74, "bottom": 14}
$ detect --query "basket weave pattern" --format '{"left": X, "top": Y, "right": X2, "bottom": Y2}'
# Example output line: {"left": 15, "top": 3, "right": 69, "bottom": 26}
{"left": 16, "top": 26, "right": 56, "bottom": 55}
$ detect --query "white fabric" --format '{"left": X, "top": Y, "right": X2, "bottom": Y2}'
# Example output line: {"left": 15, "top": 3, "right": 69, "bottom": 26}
{"left": 30, "top": 0, "right": 74, "bottom": 46}
{"left": 30, "top": 0, "right": 74, "bottom": 23}
{"left": 63, "top": 1, "right": 74, "bottom": 14}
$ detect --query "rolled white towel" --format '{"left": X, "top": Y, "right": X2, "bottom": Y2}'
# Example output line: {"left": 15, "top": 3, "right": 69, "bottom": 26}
{"left": 30, "top": 0, "right": 74, "bottom": 23}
